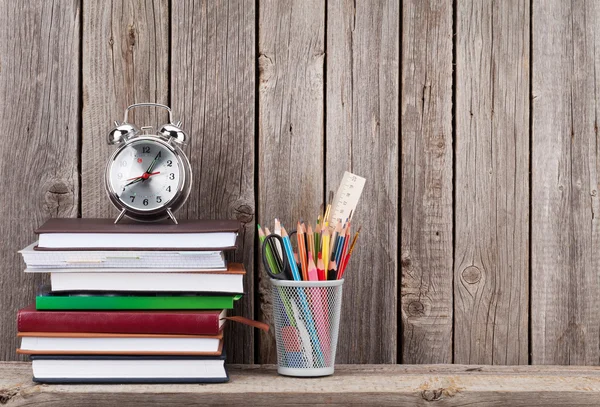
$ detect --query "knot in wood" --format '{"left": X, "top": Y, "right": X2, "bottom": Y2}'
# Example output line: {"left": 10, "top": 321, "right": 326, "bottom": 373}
{"left": 234, "top": 204, "right": 254, "bottom": 224}
{"left": 127, "top": 24, "right": 136, "bottom": 46}
{"left": 401, "top": 256, "right": 411, "bottom": 268}
{"left": 421, "top": 389, "right": 444, "bottom": 401}
{"left": 407, "top": 300, "right": 425, "bottom": 317}
{"left": 462, "top": 266, "right": 481, "bottom": 284}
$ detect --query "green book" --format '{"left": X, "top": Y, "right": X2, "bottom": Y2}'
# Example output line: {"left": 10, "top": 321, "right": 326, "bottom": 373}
{"left": 36, "top": 293, "right": 242, "bottom": 310}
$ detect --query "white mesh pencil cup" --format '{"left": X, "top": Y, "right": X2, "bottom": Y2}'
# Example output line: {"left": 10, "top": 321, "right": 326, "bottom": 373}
{"left": 271, "top": 278, "right": 344, "bottom": 377}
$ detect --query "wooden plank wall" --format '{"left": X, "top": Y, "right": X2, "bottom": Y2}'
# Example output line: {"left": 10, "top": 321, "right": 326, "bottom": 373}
{"left": 1, "top": 0, "right": 600, "bottom": 366}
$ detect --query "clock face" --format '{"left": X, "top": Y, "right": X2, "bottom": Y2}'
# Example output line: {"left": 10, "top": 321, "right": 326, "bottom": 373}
{"left": 108, "top": 139, "right": 183, "bottom": 212}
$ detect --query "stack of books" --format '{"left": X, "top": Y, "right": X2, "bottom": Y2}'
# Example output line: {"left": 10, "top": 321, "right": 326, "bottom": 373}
{"left": 16, "top": 218, "right": 244, "bottom": 383}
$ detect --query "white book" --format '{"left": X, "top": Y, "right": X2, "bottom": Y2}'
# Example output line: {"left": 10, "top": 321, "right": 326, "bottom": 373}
{"left": 38, "top": 232, "right": 237, "bottom": 250}
{"left": 31, "top": 356, "right": 228, "bottom": 383}
{"left": 34, "top": 218, "right": 240, "bottom": 250}
{"left": 19, "top": 333, "right": 223, "bottom": 355}
{"left": 50, "top": 270, "right": 245, "bottom": 293}
{"left": 20, "top": 242, "right": 226, "bottom": 269}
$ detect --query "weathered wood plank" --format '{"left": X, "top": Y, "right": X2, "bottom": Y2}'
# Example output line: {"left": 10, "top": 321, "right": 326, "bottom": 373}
{"left": 0, "top": 0, "right": 79, "bottom": 361}
{"left": 4, "top": 363, "right": 600, "bottom": 406}
{"left": 82, "top": 0, "right": 169, "bottom": 218}
{"left": 454, "top": 0, "right": 529, "bottom": 364}
{"left": 326, "top": 0, "right": 399, "bottom": 363}
{"left": 531, "top": 0, "right": 600, "bottom": 365}
{"left": 171, "top": 0, "right": 255, "bottom": 364}
{"left": 400, "top": 0, "right": 453, "bottom": 364}
{"left": 257, "top": 0, "right": 325, "bottom": 363}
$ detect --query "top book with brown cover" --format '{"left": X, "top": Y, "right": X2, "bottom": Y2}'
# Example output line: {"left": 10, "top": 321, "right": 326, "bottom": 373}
{"left": 34, "top": 218, "right": 241, "bottom": 251}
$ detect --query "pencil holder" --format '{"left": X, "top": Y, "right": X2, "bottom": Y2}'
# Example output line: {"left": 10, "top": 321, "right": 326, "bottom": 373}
{"left": 271, "top": 279, "right": 344, "bottom": 377}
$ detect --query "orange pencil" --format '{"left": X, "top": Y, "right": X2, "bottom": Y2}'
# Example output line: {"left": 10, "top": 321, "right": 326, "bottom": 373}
{"left": 297, "top": 221, "right": 308, "bottom": 281}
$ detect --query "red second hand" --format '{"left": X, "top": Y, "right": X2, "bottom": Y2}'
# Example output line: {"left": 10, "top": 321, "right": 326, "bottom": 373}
{"left": 126, "top": 171, "right": 160, "bottom": 181}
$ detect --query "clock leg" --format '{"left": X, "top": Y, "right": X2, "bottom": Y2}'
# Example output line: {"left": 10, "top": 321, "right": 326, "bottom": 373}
{"left": 166, "top": 208, "right": 178, "bottom": 225}
{"left": 114, "top": 208, "right": 127, "bottom": 224}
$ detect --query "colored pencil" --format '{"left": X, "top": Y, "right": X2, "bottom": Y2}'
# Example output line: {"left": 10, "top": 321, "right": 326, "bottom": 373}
{"left": 328, "top": 260, "right": 338, "bottom": 281}
{"left": 338, "top": 225, "right": 351, "bottom": 272}
{"left": 264, "top": 226, "right": 283, "bottom": 271}
{"left": 317, "top": 252, "right": 326, "bottom": 281}
{"left": 258, "top": 225, "right": 278, "bottom": 273}
{"left": 329, "top": 221, "right": 342, "bottom": 259}
{"left": 274, "top": 218, "right": 283, "bottom": 258}
{"left": 338, "top": 227, "right": 361, "bottom": 279}
{"left": 321, "top": 228, "right": 330, "bottom": 281}
{"left": 307, "top": 252, "right": 318, "bottom": 281}
{"left": 297, "top": 221, "right": 308, "bottom": 281}
{"left": 281, "top": 226, "right": 301, "bottom": 281}
{"left": 307, "top": 224, "right": 314, "bottom": 259}
{"left": 314, "top": 223, "right": 321, "bottom": 256}
{"left": 335, "top": 226, "right": 348, "bottom": 265}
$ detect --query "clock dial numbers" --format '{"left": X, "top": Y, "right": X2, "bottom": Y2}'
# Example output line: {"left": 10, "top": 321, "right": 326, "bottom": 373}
{"left": 108, "top": 140, "right": 182, "bottom": 212}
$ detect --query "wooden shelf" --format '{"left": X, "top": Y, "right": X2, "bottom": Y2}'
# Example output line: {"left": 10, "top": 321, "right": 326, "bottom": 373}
{"left": 2, "top": 363, "right": 600, "bottom": 405}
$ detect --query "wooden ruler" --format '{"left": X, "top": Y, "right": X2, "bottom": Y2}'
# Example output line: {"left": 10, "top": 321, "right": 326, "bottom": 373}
{"left": 329, "top": 171, "right": 366, "bottom": 227}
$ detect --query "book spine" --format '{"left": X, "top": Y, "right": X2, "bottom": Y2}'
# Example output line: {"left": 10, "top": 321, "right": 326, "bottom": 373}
{"left": 18, "top": 310, "right": 221, "bottom": 335}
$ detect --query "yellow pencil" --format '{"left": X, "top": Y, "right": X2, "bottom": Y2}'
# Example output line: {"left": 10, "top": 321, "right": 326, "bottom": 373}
{"left": 307, "top": 224, "right": 314, "bottom": 259}
{"left": 297, "top": 221, "right": 308, "bottom": 281}
{"left": 321, "top": 227, "right": 330, "bottom": 281}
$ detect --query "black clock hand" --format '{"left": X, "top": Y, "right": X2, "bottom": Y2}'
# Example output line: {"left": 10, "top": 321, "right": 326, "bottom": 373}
{"left": 123, "top": 177, "right": 144, "bottom": 188}
{"left": 145, "top": 152, "right": 161, "bottom": 174}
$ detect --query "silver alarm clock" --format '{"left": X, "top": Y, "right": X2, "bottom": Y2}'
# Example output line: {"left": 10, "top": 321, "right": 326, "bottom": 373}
{"left": 105, "top": 103, "right": 192, "bottom": 224}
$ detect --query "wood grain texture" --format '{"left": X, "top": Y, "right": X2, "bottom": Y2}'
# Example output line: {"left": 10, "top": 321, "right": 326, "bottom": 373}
{"left": 326, "top": 0, "right": 399, "bottom": 363}
{"left": 0, "top": 0, "right": 79, "bottom": 361}
{"left": 531, "top": 0, "right": 600, "bottom": 365}
{"left": 171, "top": 0, "right": 255, "bottom": 364}
{"left": 5, "top": 363, "right": 600, "bottom": 405}
{"left": 257, "top": 0, "right": 325, "bottom": 363}
{"left": 400, "top": 0, "right": 453, "bottom": 364}
{"left": 454, "top": 0, "right": 530, "bottom": 364}
{"left": 81, "top": 0, "right": 169, "bottom": 218}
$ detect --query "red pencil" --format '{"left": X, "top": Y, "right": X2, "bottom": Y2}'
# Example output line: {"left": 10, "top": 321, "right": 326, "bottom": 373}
{"left": 338, "top": 227, "right": 361, "bottom": 279}
{"left": 317, "top": 252, "right": 326, "bottom": 281}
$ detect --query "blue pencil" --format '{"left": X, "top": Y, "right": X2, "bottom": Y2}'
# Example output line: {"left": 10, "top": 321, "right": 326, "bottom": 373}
{"left": 281, "top": 226, "right": 301, "bottom": 281}
{"left": 334, "top": 234, "right": 345, "bottom": 265}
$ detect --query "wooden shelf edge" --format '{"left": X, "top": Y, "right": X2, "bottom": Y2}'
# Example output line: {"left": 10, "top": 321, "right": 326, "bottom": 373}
{"left": 2, "top": 363, "right": 600, "bottom": 406}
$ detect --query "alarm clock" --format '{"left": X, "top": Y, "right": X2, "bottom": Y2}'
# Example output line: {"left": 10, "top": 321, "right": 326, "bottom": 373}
{"left": 105, "top": 103, "right": 192, "bottom": 224}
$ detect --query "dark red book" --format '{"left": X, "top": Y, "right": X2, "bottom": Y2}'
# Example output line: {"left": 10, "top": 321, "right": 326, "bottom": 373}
{"left": 17, "top": 305, "right": 225, "bottom": 335}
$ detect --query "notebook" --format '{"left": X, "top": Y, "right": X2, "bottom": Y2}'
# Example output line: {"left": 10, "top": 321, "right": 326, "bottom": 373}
{"left": 36, "top": 289, "right": 243, "bottom": 310}
{"left": 20, "top": 243, "right": 227, "bottom": 269}
{"left": 18, "top": 305, "right": 227, "bottom": 335}
{"left": 49, "top": 263, "right": 246, "bottom": 293}
{"left": 17, "top": 332, "right": 223, "bottom": 355}
{"left": 34, "top": 218, "right": 241, "bottom": 250}
{"left": 31, "top": 355, "right": 229, "bottom": 384}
